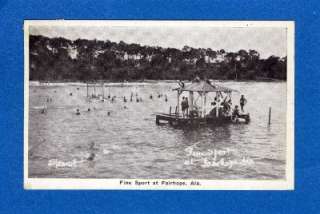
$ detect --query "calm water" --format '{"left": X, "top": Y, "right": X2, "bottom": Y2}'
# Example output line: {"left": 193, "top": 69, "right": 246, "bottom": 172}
{"left": 28, "top": 81, "right": 286, "bottom": 179}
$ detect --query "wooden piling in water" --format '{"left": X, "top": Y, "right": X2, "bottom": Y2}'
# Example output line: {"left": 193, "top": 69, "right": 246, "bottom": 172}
{"left": 102, "top": 83, "right": 104, "bottom": 100}
{"left": 86, "top": 82, "right": 89, "bottom": 98}
{"left": 268, "top": 107, "right": 271, "bottom": 125}
{"left": 169, "top": 106, "right": 172, "bottom": 115}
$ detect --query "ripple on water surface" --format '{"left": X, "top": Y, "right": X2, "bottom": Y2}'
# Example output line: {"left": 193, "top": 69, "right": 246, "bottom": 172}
{"left": 28, "top": 81, "right": 286, "bottom": 179}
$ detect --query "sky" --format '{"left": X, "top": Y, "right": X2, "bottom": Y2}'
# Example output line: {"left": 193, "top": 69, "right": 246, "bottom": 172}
{"left": 29, "top": 24, "right": 287, "bottom": 59}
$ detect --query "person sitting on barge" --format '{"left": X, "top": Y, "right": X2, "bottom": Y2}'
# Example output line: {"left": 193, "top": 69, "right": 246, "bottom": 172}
{"left": 221, "top": 95, "right": 232, "bottom": 116}
{"left": 181, "top": 97, "right": 189, "bottom": 118}
{"left": 232, "top": 105, "right": 240, "bottom": 120}
{"left": 209, "top": 101, "right": 217, "bottom": 117}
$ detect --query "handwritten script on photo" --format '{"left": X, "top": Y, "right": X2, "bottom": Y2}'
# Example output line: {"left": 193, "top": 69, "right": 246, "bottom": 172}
{"left": 184, "top": 145, "right": 254, "bottom": 169}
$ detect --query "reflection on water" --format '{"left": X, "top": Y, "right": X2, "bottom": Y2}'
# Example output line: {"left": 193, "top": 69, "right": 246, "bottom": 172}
{"left": 28, "top": 81, "right": 286, "bottom": 179}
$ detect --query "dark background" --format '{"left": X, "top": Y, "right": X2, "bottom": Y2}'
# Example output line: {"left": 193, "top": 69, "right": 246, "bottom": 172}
{"left": 0, "top": 0, "right": 319, "bottom": 213}
{"left": 28, "top": 35, "right": 287, "bottom": 81}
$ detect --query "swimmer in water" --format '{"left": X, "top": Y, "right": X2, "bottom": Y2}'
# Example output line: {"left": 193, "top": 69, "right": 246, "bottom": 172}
{"left": 40, "top": 104, "right": 47, "bottom": 114}
{"left": 87, "top": 142, "right": 98, "bottom": 161}
{"left": 89, "top": 142, "right": 96, "bottom": 150}
{"left": 87, "top": 153, "right": 95, "bottom": 161}
{"left": 76, "top": 109, "right": 80, "bottom": 115}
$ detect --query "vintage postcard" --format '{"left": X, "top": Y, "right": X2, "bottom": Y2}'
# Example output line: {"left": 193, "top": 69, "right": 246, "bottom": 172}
{"left": 24, "top": 20, "right": 294, "bottom": 190}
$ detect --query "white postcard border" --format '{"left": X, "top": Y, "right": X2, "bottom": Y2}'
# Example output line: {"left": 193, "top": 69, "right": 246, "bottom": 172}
{"left": 24, "top": 20, "right": 294, "bottom": 190}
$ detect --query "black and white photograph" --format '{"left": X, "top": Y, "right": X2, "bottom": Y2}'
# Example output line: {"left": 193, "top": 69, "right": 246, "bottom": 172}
{"left": 24, "top": 21, "right": 294, "bottom": 190}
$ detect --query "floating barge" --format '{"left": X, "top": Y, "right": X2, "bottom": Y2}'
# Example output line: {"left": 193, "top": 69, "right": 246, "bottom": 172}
{"left": 155, "top": 80, "right": 250, "bottom": 126}
{"left": 156, "top": 113, "right": 236, "bottom": 126}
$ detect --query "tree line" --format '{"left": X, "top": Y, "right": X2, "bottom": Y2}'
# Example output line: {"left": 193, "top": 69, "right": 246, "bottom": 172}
{"left": 29, "top": 35, "right": 287, "bottom": 81}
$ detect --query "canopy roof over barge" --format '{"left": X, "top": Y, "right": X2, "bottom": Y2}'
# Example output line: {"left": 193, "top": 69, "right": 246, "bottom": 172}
{"left": 174, "top": 80, "right": 238, "bottom": 93}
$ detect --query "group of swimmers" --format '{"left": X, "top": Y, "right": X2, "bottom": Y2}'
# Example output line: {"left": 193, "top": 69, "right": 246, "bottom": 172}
{"left": 110, "top": 92, "right": 168, "bottom": 103}
{"left": 150, "top": 93, "right": 168, "bottom": 102}
{"left": 40, "top": 86, "right": 169, "bottom": 116}
{"left": 46, "top": 97, "right": 53, "bottom": 103}
{"left": 157, "top": 93, "right": 168, "bottom": 102}
{"left": 75, "top": 107, "right": 111, "bottom": 116}
{"left": 129, "top": 93, "right": 143, "bottom": 102}
{"left": 76, "top": 90, "right": 169, "bottom": 115}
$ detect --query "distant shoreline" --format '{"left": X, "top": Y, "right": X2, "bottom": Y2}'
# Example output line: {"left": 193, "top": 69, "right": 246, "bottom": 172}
{"left": 29, "top": 78, "right": 285, "bottom": 84}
